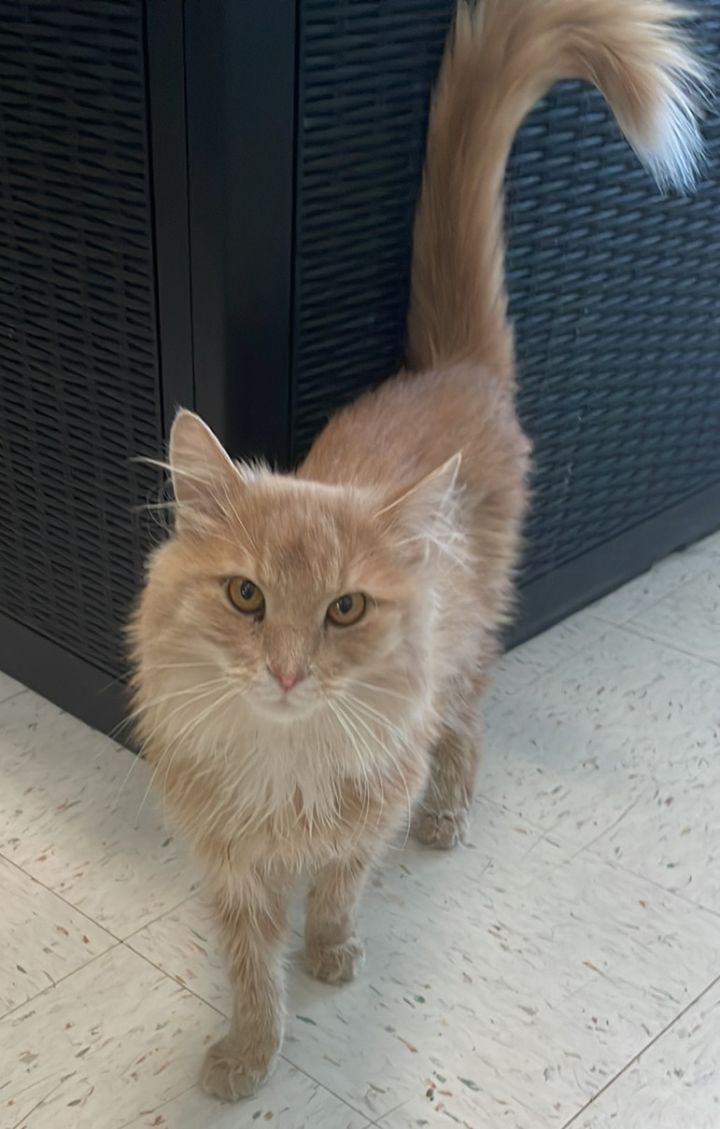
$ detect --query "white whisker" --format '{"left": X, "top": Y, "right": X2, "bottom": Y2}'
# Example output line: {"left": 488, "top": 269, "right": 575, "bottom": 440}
{"left": 134, "top": 685, "right": 239, "bottom": 828}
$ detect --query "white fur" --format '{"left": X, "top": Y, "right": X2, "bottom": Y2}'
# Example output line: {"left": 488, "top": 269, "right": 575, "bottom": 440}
{"left": 141, "top": 673, "right": 432, "bottom": 864}
{"left": 638, "top": 80, "right": 707, "bottom": 192}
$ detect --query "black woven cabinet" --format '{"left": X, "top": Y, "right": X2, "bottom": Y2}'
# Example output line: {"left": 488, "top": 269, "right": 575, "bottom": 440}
{"left": 1, "top": 0, "right": 719, "bottom": 737}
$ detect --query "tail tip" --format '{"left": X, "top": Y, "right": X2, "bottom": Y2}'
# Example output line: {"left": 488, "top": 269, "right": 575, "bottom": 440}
{"left": 639, "top": 89, "right": 708, "bottom": 193}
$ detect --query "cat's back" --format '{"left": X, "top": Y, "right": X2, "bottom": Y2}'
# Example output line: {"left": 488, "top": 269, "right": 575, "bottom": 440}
{"left": 299, "top": 362, "right": 528, "bottom": 507}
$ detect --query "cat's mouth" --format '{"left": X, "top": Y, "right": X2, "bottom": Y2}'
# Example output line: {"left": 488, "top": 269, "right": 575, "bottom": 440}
{"left": 250, "top": 684, "right": 322, "bottom": 723}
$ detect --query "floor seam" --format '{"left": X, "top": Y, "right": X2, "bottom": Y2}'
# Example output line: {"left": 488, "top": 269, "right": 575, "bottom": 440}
{"left": 0, "top": 688, "right": 30, "bottom": 710}
{"left": 278, "top": 1052, "right": 385, "bottom": 1123}
{"left": 0, "top": 846, "right": 200, "bottom": 945}
{"left": 119, "top": 891, "right": 201, "bottom": 942}
{"left": 120, "top": 938, "right": 228, "bottom": 1020}
{"left": 496, "top": 618, "right": 616, "bottom": 698}
{"left": 124, "top": 913, "right": 405, "bottom": 1123}
{"left": 367, "top": 1096, "right": 409, "bottom": 1124}
{"left": 559, "top": 972, "right": 720, "bottom": 1128}
{"left": 0, "top": 850, "right": 128, "bottom": 942}
{"left": 0, "top": 944, "right": 121, "bottom": 1026}
{"left": 589, "top": 558, "right": 714, "bottom": 631}
{"left": 112, "top": 1082, "right": 198, "bottom": 1129}
{"left": 581, "top": 842, "right": 720, "bottom": 921}
{"left": 608, "top": 619, "right": 720, "bottom": 670}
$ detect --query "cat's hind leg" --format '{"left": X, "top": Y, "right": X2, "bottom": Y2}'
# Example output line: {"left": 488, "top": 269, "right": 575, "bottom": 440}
{"left": 414, "top": 671, "right": 487, "bottom": 850}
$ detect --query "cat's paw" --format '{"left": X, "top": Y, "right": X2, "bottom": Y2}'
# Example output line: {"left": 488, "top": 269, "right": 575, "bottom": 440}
{"left": 414, "top": 806, "right": 469, "bottom": 849}
{"left": 201, "top": 1034, "right": 277, "bottom": 1101}
{"left": 305, "top": 937, "right": 365, "bottom": 984}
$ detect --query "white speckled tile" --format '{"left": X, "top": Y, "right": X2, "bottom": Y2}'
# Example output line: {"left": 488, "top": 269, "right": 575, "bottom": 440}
{"left": 130, "top": 806, "right": 720, "bottom": 1126}
{"left": 0, "top": 671, "right": 24, "bottom": 704}
{"left": 573, "top": 979, "right": 720, "bottom": 1129}
{"left": 588, "top": 541, "right": 717, "bottom": 627}
{"left": 0, "top": 944, "right": 224, "bottom": 1129}
{"left": 117, "top": 1072, "right": 370, "bottom": 1129}
{"left": 481, "top": 627, "right": 719, "bottom": 847}
{"left": 686, "top": 530, "right": 720, "bottom": 559}
{"left": 628, "top": 568, "right": 720, "bottom": 666}
{"left": 127, "top": 799, "right": 547, "bottom": 1015}
{"left": 1, "top": 538, "right": 719, "bottom": 1126}
{"left": 492, "top": 610, "right": 608, "bottom": 699}
{"left": 591, "top": 770, "right": 720, "bottom": 915}
{"left": 0, "top": 855, "right": 116, "bottom": 1018}
{"left": 126, "top": 897, "right": 231, "bottom": 1012}
{"left": 0, "top": 690, "right": 200, "bottom": 936}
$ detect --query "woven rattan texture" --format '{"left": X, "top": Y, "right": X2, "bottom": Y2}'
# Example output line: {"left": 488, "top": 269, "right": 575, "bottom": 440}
{"left": 293, "top": 0, "right": 720, "bottom": 583}
{"left": 0, "top": 1, "right": 162, "bottom": 677}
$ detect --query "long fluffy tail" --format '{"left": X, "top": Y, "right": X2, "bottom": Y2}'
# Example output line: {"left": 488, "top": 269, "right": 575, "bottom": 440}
{"left": 406, "top": 0, "right": 707, "bottom": 378}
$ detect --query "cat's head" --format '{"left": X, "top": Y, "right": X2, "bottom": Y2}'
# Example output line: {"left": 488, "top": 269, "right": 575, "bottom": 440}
{"left": 133, "top": 410, "right": 461, "bottom": 728}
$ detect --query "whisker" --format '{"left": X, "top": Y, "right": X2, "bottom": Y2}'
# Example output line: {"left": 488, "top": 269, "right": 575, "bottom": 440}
{"left": 111, "top": 681, "right": 231, "bottom": 809}
{"left": 338, "top": 696, "right": 413, "bottom": 849}
{"left": 342, "top": 692, "right": 411, "bottom": 745}
{"left": 123, "top": 681, "right": 231, "bottom": 775}
{"left": 134, "top": 685, "right": 239, "bottom": 827}
{"left": 350, "top": 679, "right": 415, "bottom": 706}
{"left": 123, "top": 677, "right": 231, "bottom": 726}
{"left": 327, "top": 699, "right": 375, "bottom": 836}
{"left": 140, "top": 661, "right": 221, "bottom": 673}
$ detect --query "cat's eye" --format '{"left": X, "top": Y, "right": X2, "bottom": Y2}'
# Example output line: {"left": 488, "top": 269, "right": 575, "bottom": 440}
{"left": 227, "top": 577, "right": 265, "bottom": 617}
{"left": 327, "top": 592, "right": 367, "bottom": 627}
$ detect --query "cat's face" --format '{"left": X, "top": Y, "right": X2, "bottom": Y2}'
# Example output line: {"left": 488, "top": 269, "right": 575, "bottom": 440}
{"left": 135, "top": 412, "right": 459, "bottom": 727}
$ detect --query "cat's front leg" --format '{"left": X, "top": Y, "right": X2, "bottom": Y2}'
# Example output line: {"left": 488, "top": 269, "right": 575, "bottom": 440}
{"left": 203, "top": 874, "right": 291, "bottom": 1101}
{"left": 305, "top": 853, "right": 370, "bottom": 984}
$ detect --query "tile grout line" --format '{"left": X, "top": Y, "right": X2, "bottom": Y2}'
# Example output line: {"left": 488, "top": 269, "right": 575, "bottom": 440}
{"left": 0, "top": 945, "right": 120, "bottom": 1025}
{"left": 494, "top": 617, "right": 615, "bottom": 700}
{"left": 536, "top": 817, "right": 720, "bottom": 925}
{"left": 0, "top": 890, "right": 371, "bottom": 1126}
{"left": 0, "top": 850, "right": 127, "bottom": 953}
{"left": 119, "top": 938, "right": 387, "bottom": 1129}
{"left": 111, "top": 1082, "right": 198, "bottom": 1129}
{"left": 0, "top": 856, "right": 209, "bottom": 1025}
{"left": 119, "top": 890, "right": 201, "bottom": 943}
{"left": 0, "top": 688, "right": 30, "bottom": 710}
{"left": 1, "top": 845, "right": 200, "bottom": 946}
{"left": 559, "top": 972, "right": 720, "bottom": 1129}
{"left": 120, "top": 938, "right": 228, "bottom": 1020}
{"left": 0, "top": 850, "right": 128, "bottom": 944}
{"left": 0, "top": 848, "right": 389, "bottom": 1123}
{"left": 122, "top": 931, "right": 387, "bottom": 1123}
{"left": 581, "top": 841, "right": 720, "bottom": 922}
{"left": 367, "top": 1096, "right": 410, "bottom": 1125}
{"left": 609, "top": 619, "right": 720, "bottom": 670}
{"left": 589, "top": 555, "right": 716, "bottom": 631}
{"left": 277, "top": 1051, "right": 386, "bottom": 1124}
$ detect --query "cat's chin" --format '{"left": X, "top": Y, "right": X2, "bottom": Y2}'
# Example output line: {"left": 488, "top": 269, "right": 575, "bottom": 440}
{"left": 248, "top": 694, "right": 322, "bottom": 725}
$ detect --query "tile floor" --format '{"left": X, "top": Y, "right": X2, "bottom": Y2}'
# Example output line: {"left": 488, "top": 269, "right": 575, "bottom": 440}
{"left": 1, "top": 532, "right": 719, "bottom": 1129}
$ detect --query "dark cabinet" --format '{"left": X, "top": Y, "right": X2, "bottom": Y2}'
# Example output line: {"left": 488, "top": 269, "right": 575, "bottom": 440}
{"left": 1, "top": 0, "right": 718, "bottom": 736}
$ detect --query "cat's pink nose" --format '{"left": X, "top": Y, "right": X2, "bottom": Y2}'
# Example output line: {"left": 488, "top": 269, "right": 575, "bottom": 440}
{"left": 269, "top": 666, "right": 305, "bottom": 692}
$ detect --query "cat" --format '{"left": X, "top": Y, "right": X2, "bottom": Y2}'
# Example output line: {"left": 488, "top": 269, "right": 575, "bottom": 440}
{"left": 129, "top": 0, "right": 705, "bottom": 1101}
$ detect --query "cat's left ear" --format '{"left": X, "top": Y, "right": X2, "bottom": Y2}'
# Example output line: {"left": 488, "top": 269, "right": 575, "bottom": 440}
{"left": 168, "top": 409, "right": 240, "bottom": 525}
{"left": 377, "top": 451, "right": 462, "bottom": 536}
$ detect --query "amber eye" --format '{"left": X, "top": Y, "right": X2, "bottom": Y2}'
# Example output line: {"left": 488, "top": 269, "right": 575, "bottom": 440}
{"left": 327, "top": 592, "right": 367, "bottom": 627}
{"left": 227, "top": 577, "right": 265, "bottom": 616}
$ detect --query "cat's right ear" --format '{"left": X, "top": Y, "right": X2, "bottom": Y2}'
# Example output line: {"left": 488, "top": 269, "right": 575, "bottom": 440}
{"left": 168, "top": 409, "right": 240, "bottom": 527}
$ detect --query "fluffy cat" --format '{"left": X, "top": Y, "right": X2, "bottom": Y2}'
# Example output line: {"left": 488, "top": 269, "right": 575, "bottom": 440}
{"left": 130, "top": 0, "right": 705, "bottom": 1101}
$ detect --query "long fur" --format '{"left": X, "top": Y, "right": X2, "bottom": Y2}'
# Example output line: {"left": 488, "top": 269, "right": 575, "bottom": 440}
{"left": 129, "top": 0, "right": 705, "bottom": 1100}
{"left": 407, "top": 0, "right": 706, "bottom": 376}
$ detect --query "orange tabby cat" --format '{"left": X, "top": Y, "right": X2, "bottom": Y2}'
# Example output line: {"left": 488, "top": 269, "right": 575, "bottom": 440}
{"left": 130, "top": 0, "right": 704, "bottom": 1100}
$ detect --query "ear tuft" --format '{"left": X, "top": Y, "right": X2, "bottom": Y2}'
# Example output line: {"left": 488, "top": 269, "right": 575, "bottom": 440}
{"left": 377, "top": 451, "right": 465, "bottom": 568}
{"left": 378, "top": 451, "right": 462, "bottom": 520}
{"left": 168, "top": 410, "right": 240, "bottom": 524}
